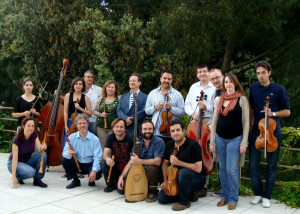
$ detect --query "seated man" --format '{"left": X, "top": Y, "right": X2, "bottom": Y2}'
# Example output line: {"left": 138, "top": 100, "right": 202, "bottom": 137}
{"left": 101, "top": 118, "right": 133, "bottom": 193}
{"left": 61, "top": 114, "right": 102, "bottom": 189}
{"left": 117, "top": 120, "right": 165, "bottom": 202}
{"left": 158, "top": 119, "right": 206, "bottom": 211}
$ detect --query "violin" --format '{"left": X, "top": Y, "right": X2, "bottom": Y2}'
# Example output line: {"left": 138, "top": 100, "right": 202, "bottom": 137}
{"left": 69, "top": 98, "right": 80, "bottom": 134}
{"left": 187, "top": 90, "right": 213, "bottom": 174}
{"left": 159, "top": 94, "right": 172, "bottom": 136}
{"left": 164, "top": 147, "right": 179, "bottom": 196}
{"left": 255, "top": 96, "right": 278, "bottom": 158}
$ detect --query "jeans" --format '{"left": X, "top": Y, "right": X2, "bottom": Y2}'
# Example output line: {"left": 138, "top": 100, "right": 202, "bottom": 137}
{"left": 158, "top": 168, "right": 206, "bottom": 205}
{"left": 216, "top": 134, "right": 241, "bottom": 204}
{"left": 249, "top": 128, "right": 281, "bottom": 199}
{"left": 7, "top": 152, "right": 47, "bottom": 180}
{"left": 88, "top": 122, "right": 96, "bottom": 135}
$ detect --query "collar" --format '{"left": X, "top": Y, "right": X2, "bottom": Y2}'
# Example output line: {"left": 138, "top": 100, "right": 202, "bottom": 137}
{"left": 258, "top": 81, "right": 275, "bottom": 88}
{"left": 130, "top": 90, "right": 140, "bottom": 95}
{"left": 156, "top": 86, "right": 174, "bottom": 93}
{"left": 75, "top": 131, "right": 91, "bottom": 140}
{"left": 198, "top": 81, "right": 214, "bottom": 88}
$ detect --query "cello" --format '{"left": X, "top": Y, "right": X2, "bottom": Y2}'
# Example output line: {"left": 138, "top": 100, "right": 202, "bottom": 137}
{"left": 187, "top": 90, "right": 213, "bottom": 174}
{"left": 39, "top": 58, "right": 69, "bottom": 166}
{"left": 255, "top": 96, "right": 278, "bottom": 158}
{"left": 125, "top": 93, "right": 148, "bottom": 202}
{"left": 159, "top": 94, "right": 172, "bottom": 136}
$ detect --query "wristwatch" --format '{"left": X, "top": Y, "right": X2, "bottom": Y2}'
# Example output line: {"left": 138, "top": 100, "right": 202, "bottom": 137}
{"left": 272, "top": 112, "right": 276, "bottom": 117}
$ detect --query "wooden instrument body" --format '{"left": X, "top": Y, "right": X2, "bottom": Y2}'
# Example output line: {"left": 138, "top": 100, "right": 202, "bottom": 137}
{"left": 255, "top": 118, "right": 278, "bottom": 152}
{"left": 69, "top": 99, "right": 80, "bottom": 134}
{"left": 164, "top": 165, "right": 179, "bottom": 196}
{"left": 159, "top": 94, "right": 172, "bottom": 136}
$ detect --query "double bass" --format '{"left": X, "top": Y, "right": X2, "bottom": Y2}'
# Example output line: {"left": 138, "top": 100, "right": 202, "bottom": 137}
{"left": 125, "top": 93, "right": 148, "bottom": 202}
{"left": 39, "top": 58, "right": 69, "bottom": 166}
{"left": 187, "top": 90, "right": 213, "bottom": 174}
{"left": 255, "top": 96, "right": 278, "bottom": 158}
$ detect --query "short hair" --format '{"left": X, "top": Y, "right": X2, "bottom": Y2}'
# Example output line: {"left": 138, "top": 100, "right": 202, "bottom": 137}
{"left": 102, "top": 80, "right": 121, "bottom": 97}
{"left": 169, "top": 119, "right": 184, "bottom": 130}
{"left": 210, "top": 68, "right": 223, "bottom": 76}
{"left": 130, "top": 73, "right": 143, "bottom": 82}
{"left": 222, "top": 73, "right": 245, "bottom": 95}
{"left": 75, "top": 113, "right": 89, "bottom": 124}
{"left": 160, "top": 69, "right": 174, "bottom": 78}
{"left": 84, "top": 70, "right": 94, "bottom": 77}
{"left": 196, "top": 63, "right": 210, "bottom": 71}
{"left": 69, "top": 77, "right": 85, "bottom": 93}
{"left": 140, "top": 120, "right": 154, "bottom": 131}
{"left": 254, "top": 61, "right": 272, "bottom": 72}
{"left": 111, "top": 118, "right": 127, "bottom": 130}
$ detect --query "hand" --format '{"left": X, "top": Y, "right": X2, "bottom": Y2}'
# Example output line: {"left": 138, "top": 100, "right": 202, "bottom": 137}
{"left": 210, "top": 145, "right": 216, "bottom": 153}
{"left": 88, "top": 171, "right": 96, "bottom": 182}
{"left": 192, "top": 113, "right": 199, "bottom": 121}
{"left": 106, "top": 157, "right": 115, "bottom": 167}
{"left": 170, "top": 155, "right": 179, "bottom": 165}
{"left": 126, "top": 117, "right": 133, "bottom": 126}
{"left": 74, "top": 103, "right": 81, "bottom": 110}
{"left": 68, "top": 148, "right": 75, "bottom": 157}
{"left": 240, "top": 146, "right": 247, "bottom": 154}
{"left": 208, "top": 124, "right": 212, "bottom": 130}
{"left": 24, "top": 110, "right": 31, "bottom": 117}
{"left": 11, "top": 176, "right": 19, "bottom": 189}
{"left": 154, "top": 103, "right": 163, "bottom": 111}
{"left": 30, "top": 108, "right": 37, "bottom": 115}
{"left": 261, "top": 107, "right": 272, "bottom": 117}
{"left": 54, "top": 90, "right": 57, "bottom": 95}
{"left": 164, "top": 102, "right": 171, "bottom": 110}
{"left": 160, "top": 181, "right": 167, "bottom": 189}
{"left": 198, "top": 101, "right": 207, "bottom": 110}
{"left": 101, "top": 112, "right": 107, "bottom": 118}
{"left": 41, "top": 143, "right": 47, "bottom": 151}
{"left": 65, "top": 127, "right": 70, "bottom": 136}
{"left": 131, "top": 153, "right": 141, "bottom": 164}
{"left": 118, "top": 176, "right": 124, "bottom": 190}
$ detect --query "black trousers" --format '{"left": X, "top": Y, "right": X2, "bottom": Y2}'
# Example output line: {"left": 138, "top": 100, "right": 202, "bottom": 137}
{"left": 101, "top": 159, "right": 121, "bottom": 188}
{"left": 61, "top": 157, "right": 102, "bottom": 181}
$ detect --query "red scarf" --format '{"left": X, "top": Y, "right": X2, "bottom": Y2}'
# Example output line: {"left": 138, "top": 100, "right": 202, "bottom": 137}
{"left": 217, "top": 91, "right": 241, "bottom": 116}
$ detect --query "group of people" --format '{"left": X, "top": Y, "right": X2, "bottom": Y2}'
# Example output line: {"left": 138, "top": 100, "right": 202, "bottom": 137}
{"left": 8, "top": 61, "right": 290, "bottom": 211}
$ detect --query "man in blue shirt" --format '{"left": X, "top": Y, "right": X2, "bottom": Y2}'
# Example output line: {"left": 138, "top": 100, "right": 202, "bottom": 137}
{"left": 249, "top": 61, "right": 290, "bottom": 208}
{"left": 118, "top": 120, "right": 165, "bottom": 203}
{"left": 61, "top": 114, "right": 103, "bottom": 189}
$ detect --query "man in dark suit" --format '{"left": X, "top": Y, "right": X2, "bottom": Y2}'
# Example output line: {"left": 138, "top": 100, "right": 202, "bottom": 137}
{"left": 117, "top": 73, "right": 147, "bottom": 136}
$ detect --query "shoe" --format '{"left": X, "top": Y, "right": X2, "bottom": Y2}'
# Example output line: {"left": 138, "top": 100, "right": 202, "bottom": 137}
{"left": 146, "top": 193, "right": 157, "bottom": 203}
{"left": 104, "top": 186, "right": 116, "bottom": 192}
{"left": 88, "top": 181, "right": 95, "bottom": 186}
{"left": 198, "top": 187, "right": 207, "bottom": 197}
{"left": 117, "top": 188, "right": 124, "bottom": 195}
{"left": 172, "top": 203, "right": 191, "bottom": 211}
{"left": 217, "top": 200, "right": 228, "bottom": 206}
{"left": 190, "top": 191, "right": 198, "bottom": 202}
{"left": 33, "top": 178, "right": 48, "bottom": 188}
{"left": 78, "top": 173, "right": 84, "bottom": 178}
{"left": 18, "top": 179, "right": 25, "bottom": 184}
{"left": 66, "top": 179, "right": 81, "bottom": 189}
{"left": 250, "top": 196, "right": 262, "bottom": 205}
{"left": 228, "top": 203, "right": 236, "bottom": 210}
{"left": 262, "top": 198, "right": 271, "bottom": 208}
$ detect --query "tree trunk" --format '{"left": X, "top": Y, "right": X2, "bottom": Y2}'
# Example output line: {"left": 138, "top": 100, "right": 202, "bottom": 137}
{"left": 221, "top": 32, "right": 237, "bottom": 73}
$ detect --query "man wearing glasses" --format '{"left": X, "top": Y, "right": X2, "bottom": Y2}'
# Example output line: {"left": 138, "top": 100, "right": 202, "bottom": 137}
{"left": 209, "top": 68, "right": 224, "bottom": 98}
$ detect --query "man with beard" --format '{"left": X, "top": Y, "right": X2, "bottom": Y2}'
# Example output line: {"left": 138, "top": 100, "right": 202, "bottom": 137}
{"left": 117, "top": 120, "right": 165, "bottom": 203}
{"left": 145, "top": 70, "right": 185, "bottom": 143}
{"left": 157, "top": 119, "right": 206, "bottom": 211}
{"left": 61, "top": 114, "right": 103, "bottom": 189}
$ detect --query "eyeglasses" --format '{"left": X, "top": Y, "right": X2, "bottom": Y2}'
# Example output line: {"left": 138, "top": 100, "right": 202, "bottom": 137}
{"left": 210, "top": 75, "right": 222, "bottom": 81}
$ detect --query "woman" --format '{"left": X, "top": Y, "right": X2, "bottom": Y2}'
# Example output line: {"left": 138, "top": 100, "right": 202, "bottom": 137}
{"left": 210, "top": 73, "right": 249, "bottom": 210}
{"left": 7, "top": 117, "right": 48, "bottom": 188}
{"left": 12, "top": 78, "right": 41, "bottom": 130}
{"left": 93, "top": 80, "right": 120, "bottom": 149}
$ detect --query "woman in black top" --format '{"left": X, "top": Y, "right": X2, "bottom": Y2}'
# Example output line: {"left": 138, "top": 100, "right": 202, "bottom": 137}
{"left": 12, "top": 78, "right": 41, "bottom": 129}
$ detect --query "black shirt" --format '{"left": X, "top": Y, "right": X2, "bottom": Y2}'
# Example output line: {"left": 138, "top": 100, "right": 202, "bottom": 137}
{"left": 68, "top": 93, "right": 86, "bottom": 118}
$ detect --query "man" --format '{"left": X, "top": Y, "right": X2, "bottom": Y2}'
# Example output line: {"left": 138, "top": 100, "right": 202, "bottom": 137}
{"left": 249, "top": 61, "right": 290, "bottom": 208}
{"left": 83, "top": 70, "right": 102, "bottom": 135}
{"left": 61, "top": 114, "right": 103, "bottom": 189}
{"left": 145, "top": 70, "right": 185, "bottom": 143}
{"left": 117, "top": 73, "right": 147, "bottom": 136}
{"left": 101, "top": 118, "right": 133, "bottom": 193}
{"left": 157, "top": 119, "right": 206, "bottom": 211}
{"left": 117, "top": 120, "right": 165, "bottom": 202}
{"left": 209, "top": 68, "right": 224, "bottom": 98}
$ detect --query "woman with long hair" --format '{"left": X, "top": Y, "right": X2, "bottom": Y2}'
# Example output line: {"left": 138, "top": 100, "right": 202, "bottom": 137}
{"left": 93, "top": 80, "right": 120, "bottom": 148}
{"left": 7, "top": 117, "right": 48, "bottom": 188}
{"left": 210, "top": 73, "right": 249, "bottom": 210}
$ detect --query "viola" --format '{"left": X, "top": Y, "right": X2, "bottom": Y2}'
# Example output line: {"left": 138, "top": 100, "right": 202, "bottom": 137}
{"left": 39, "top": 58, "right": 69, "bottom": 166}
{"left": 187, "top": 90, "right": 213, "bottom": 174}
{"left": 255, "top": 96, "right": 278, "bottom": 158}
{"left": 164, "top": 146, "right": 179, "bottom": 196}
{"left": 159, "top": 94, "right": 172, "bottom": 136}
{"left": 69, "top": 98, "right": 80, "bottom": 134}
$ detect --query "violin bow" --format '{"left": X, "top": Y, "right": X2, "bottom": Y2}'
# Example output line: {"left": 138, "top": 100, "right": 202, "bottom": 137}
{"left": 31, "top": 82, "right": 48, "bottom": 108}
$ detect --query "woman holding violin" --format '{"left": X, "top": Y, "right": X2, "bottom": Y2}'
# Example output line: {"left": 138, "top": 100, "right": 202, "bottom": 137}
{"left": 7, "top": 117, "right": 48, "bottom": 188}
{"left": 12, "top": 78, "right": 41, "bottom": 131}
{"left": 249, "top": 61, "right": 290, "bottom": 208}
{"left": 210, "top": 73, "right": 249, "bottom": 210}
{"left": 63, "top": 77, "right": 92, "bottom": 148}
{"left": 93, "top": 80, "right": 120, "bottom": 149}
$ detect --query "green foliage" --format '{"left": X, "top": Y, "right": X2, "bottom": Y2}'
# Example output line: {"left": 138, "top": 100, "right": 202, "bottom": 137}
{"left": 0, "top": 111, "right": 13, "bottom": 153}
{"left": 273, "top": 181, "right": 300, "bottom": 207}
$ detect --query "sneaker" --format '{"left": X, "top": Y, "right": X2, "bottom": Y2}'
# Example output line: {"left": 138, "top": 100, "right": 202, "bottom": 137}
{"left": 172, "top": 203, "right": 191, "bottom": 211}
{"left": 66, "top": 179, "right": 81, "bottom": 189}
{"left": 88, "top": 181, "right": 95, "bottom": 186}
{"left": 33, "top": 178, "right": 48, "bottom": 188}
{"left": 198, "top": 187, "right": 207, "bottom": 197}
{"left": 104, "top": 186, "right": 116, "bottom": 192}
{"left": 146, "top": 193, "right": 157, "bottom": 203}
{"left": 262, "top": 198, "right": 271, "bottom": 208}
{"left": 250, "top": 196, "right": 262, "bottom": 205}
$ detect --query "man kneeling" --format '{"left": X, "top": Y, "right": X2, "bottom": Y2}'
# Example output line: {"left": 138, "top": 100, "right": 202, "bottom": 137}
{"left": 61, "top": 114, "right": 102, "bottom": 189}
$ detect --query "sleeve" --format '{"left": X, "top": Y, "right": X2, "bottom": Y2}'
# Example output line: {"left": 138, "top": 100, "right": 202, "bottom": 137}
{"left": 154, "top": 138, "right": 165, "bottom": 158}
{"left": 116, "top": 94, "right": 128, "bottom": 120}
{"left": 184, "top": 88, "right": 194, "bottom": 116}
{"left": 35, "top": 98, "right": 42, "bottom": 113}
{"left": 279, "top": 86, "right": 290, "bottom": 110}
{"left": 170, "top": 92, "right": 185, "bottom": 117}
{"left": 240, "top": 96, "right": 250, "bottom": 147}
{"left": 210, "top": 98, "right": 220, "bottom": 146}
{"left": 12, "top": 136, "right": 20, "bottom": 147}
{"left": 249, "top": 85, "right": 254, "bottom": 109}
{"left": 145, "top": 91, "right": 156, "bottom": 115}
{"left": 164, "top": 142, "right": 172, "bottom": 160}
{"left": 92, "top": 137, "right": 102, "bottom": 172}
{"left": 104, "top": 133, "right": 113, "bottom": 149}
{"left": 191, "top": 142, "right": 202, "bottom": 163}
{"left": 93, "top": 96, "right": 102, "bottom": 115}
{"left": 62, "top": 134, "right": 73, "bottom": 159}
{"left": 13, "top": 97, "right": 21, "bottom": 113}
{"left": 137, "top": 93, "right": 147, "bottom": 123}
